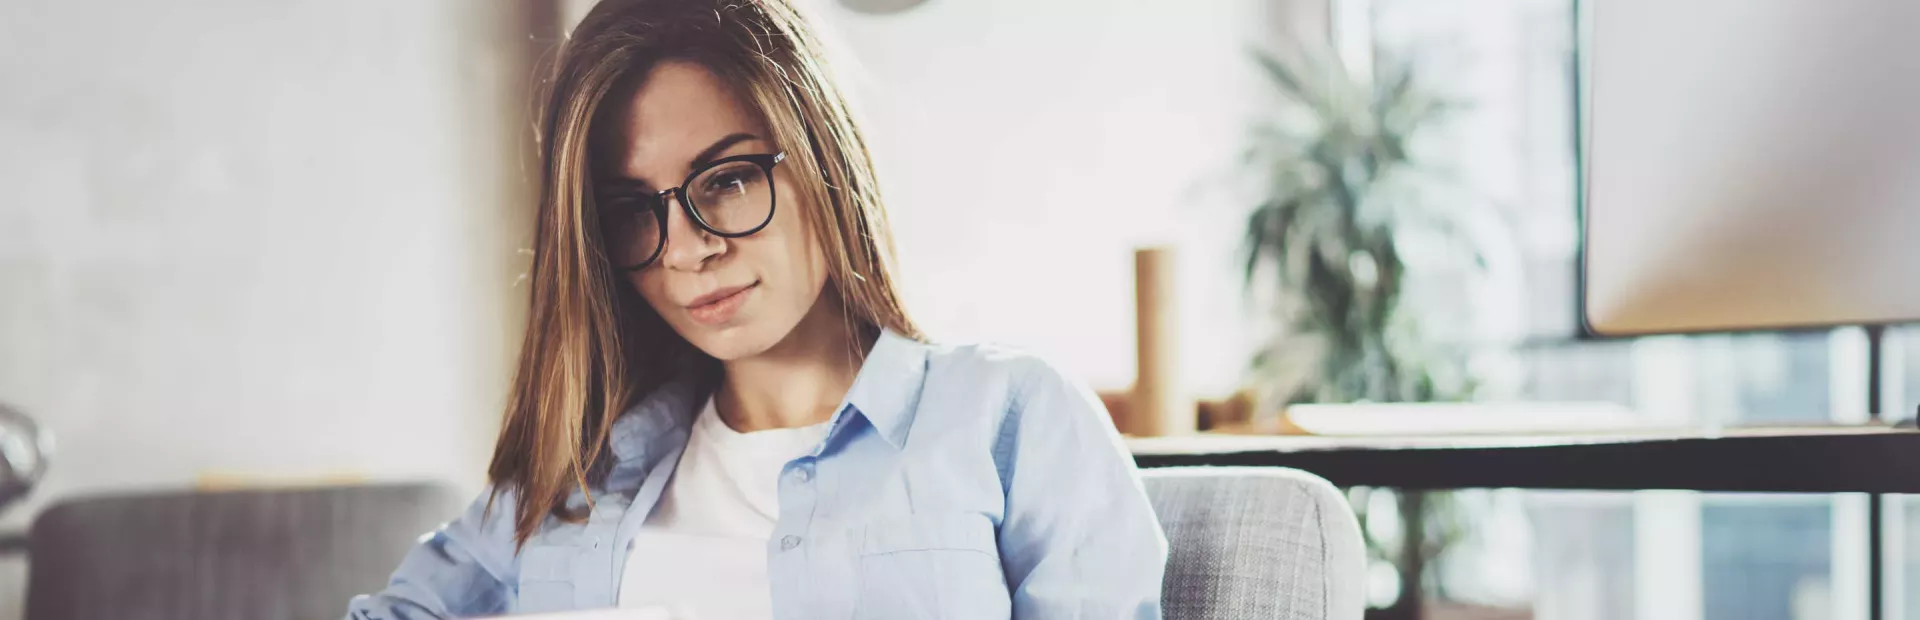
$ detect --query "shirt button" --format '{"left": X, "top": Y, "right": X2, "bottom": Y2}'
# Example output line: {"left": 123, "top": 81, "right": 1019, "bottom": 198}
{"left": 780, "top": 535, "right": 802, "bottom": 551}
{"left": 790, "top": 465, "right": 813, "bottom": 484}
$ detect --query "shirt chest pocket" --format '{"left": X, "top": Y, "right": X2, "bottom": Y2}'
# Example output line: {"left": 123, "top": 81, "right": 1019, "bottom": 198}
{"left": 515, "top": 544, "right": 577, "bottom": 613}
{"left": 853, "top": 512, "right": 1011, "bottom": 620}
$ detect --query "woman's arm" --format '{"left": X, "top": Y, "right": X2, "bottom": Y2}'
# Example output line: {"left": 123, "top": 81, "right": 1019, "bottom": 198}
{"left": 345, "top": 488, "right": 520, "bottom": 619}
{"left": 995, "top": 359, "right": 1169, "bottom": 619}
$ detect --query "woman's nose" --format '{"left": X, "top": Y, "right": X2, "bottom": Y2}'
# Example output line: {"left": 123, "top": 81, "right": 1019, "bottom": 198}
{"left": 656, "top": 193, "right": 726, "bottom": 270}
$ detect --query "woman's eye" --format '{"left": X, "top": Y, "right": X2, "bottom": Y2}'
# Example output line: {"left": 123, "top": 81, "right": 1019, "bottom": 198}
{"left": 601, "top": 194, "right": 653, "bottom": 212}
{"left": 705, "top": 172, "right": 749, "bottom": 194}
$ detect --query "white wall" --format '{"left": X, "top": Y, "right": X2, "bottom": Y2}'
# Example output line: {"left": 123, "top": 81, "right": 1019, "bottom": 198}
{"left": 0, "top": 1, "right": 530, "bottom": 616}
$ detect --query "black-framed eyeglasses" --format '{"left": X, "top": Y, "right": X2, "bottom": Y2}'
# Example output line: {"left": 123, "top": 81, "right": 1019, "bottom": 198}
{"left": 598, "top": 152, "right": 786, "bottom": 270}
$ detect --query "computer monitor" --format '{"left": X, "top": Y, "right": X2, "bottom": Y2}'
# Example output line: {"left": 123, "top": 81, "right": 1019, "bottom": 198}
{"left": 1582, "top": 0, "right": 1920, "bottom": 336}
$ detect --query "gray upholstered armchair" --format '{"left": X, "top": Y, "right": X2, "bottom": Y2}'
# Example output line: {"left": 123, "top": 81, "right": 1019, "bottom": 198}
{"left": 22, "top": 470, "right": 1363, "bottom": 620}
{"left": 1144, "top": 467, "right": 1368, "bottom": 620}
{"left": 24, "top": 483, "right": 461, "bottom": 620}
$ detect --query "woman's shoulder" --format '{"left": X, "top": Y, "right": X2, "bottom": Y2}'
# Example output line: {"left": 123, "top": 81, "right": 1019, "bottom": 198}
{"left": 922, "top": 337, "right": 1061, "bottom": 378}
{"left": 914, "top": 337, "right": 1094, "bottom": 408}
{"left": 911, "top": 338, "right": 1120, "bottom": 471}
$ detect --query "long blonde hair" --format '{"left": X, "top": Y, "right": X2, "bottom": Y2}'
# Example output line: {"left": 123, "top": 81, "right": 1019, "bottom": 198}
{"left": 489, "top": 0, "right": 918, "bottom": 546}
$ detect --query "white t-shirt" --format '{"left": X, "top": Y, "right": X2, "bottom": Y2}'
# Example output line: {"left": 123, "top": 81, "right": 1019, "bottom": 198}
{"left": 617, "top": 396, "right": 829, "bottom": 619}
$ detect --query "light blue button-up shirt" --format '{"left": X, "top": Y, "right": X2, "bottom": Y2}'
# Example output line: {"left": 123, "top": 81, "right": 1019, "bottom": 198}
{"left": 346, "top": 330, "right": 1168, "bottom": 619}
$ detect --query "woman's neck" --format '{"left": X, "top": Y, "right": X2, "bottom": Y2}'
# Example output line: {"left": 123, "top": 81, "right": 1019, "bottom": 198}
{"left": 713, "top": 292, "right": 874, "bottom": 432}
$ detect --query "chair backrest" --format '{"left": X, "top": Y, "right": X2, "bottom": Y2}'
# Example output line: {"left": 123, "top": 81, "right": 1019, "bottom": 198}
{"left": 1143, "top": 466, "right": 1367, "bottom": 620}
{"left": 26, "top": 483, "right": 460, "bottom": 620}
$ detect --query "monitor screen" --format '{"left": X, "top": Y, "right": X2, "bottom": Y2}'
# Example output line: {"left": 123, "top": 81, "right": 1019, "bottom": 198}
{"left": 1582, "top": 0, "right": 1920, "bottom": 335}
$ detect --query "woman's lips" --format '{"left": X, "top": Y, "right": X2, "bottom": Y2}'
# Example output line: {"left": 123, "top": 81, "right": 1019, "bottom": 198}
{"left": 686, "top": 282, "right": 757, "bottom": 325}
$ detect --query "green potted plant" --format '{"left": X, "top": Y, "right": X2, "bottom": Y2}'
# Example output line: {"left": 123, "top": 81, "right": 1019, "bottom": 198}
{"left": 1239, "top": 43, "right": 1497, "bottom": 618}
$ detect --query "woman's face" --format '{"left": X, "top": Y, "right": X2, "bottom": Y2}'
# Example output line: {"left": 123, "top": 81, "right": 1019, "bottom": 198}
{"left": 593, "top": 61, "right": 831, "bottom": 361}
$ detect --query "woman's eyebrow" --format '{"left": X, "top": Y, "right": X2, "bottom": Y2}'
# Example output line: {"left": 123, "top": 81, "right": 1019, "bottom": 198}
{"left": 595, "top": 132, "right": 766, "bottom": 190}
{"left": 688, "top": 132, "right": 762, "bottom": 170}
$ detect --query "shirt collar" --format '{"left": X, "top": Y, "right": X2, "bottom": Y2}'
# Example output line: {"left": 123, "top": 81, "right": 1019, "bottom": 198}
{"left": 608, "top": 369, "right": 706, "bottom": 464}
{"left": 608, "top": 328, "right": 931, "bottom": 462}
{"left": 841, "top": 328, "right": 931, "bottom": 449}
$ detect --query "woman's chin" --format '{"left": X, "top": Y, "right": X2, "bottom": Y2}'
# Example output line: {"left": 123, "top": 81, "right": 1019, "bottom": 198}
{"left": 678, "top": 320, "right": 781, "bottom": 362}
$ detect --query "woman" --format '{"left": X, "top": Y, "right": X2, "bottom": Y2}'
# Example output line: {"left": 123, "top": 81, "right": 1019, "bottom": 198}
{"left": 346, "top": 0, "right": 1165, "bottom": 617}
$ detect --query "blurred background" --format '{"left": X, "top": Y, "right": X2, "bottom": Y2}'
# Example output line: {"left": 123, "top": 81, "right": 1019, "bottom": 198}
{"left": 4, "top": 0, "right": 1920, "bottom": 619}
